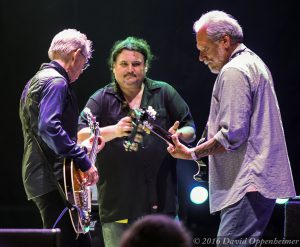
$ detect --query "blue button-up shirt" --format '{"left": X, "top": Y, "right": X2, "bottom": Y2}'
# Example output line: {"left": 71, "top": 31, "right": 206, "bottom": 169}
{"left": 208, "top": 44, "right": 296, "bottom": 213}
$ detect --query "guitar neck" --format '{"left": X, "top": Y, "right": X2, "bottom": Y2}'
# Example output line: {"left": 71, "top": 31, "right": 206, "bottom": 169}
{"left": 89, "top": 127, "right": 100, "bottom": 165}
{"left": 147, "top": 124, "right": 192, "bottom": 148}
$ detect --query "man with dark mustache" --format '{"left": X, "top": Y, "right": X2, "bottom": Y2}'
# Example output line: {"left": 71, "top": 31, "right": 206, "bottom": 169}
{"left": 77, "top": 36, "right": 196, "bottom": 247}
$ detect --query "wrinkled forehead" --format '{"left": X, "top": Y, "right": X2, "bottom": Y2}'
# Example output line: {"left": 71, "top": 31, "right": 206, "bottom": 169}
{"left": 196, "top": 27, "right": 209, "bottom": 49}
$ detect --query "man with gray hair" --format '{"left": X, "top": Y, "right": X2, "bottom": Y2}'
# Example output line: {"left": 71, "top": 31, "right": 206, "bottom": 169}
{"left": 167, "top": 10, "right": 296, "bottom": 245}
{"left": 19, "top": 29, "right": 104, "bottom": 247}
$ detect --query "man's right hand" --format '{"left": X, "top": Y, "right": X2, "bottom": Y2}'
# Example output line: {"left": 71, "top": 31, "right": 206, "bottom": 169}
{"left": 115, "top": 116, "right": 133, "bottom": 137}
{"left": 83, "top": 165, "right": 99, "bottom": 186}
{"left": 81, "top": 135, "right": 105, "bottom": 154}
{"left": 167, "top": 134, "right": 192, "bottom": 160}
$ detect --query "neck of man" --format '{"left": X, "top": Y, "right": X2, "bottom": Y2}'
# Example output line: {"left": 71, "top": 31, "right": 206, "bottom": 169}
{"left": 122, "top": 83, "right": 145, "bottom": 109}
{"left": 52, "top": 59, "right": 74, "bottom": 83}
{"left": 228, "top": 43, "right": 240, "bottom": 57}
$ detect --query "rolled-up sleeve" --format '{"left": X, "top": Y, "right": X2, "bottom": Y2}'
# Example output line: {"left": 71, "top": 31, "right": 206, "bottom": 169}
{"left": 214, "top": 68, "right": 252, "bottom": 150}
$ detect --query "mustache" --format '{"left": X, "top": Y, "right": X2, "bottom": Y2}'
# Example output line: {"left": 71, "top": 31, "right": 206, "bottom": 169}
{"left": 124, "top": 73, "right": 136, "bottom": 77}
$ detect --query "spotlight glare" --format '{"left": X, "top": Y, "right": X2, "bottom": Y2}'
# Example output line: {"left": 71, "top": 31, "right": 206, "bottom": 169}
{"left": 276, "top": 198, "right": 289, "bottom": 205}
{"left": 190, "top": 186, "right": 208, "bottom": 204}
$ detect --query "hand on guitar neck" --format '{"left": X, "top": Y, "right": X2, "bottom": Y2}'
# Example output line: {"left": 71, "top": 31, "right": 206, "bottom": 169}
{"left": 80, "top": 135, "right": 105, "bottom": 157}
{"left": 145, "top": 119, "right": 193, "bottom": 148}
{"left": 167, "top": 120, "right": 193, "bottom": 145}
{"left": 130, "top": 106, "right": 206, "bottom": 181}
{"left": 80, "top": 135, "right": 105, "bottom": 186}
{"left": 168, "top": 120, "right": 180, "bottom": 137}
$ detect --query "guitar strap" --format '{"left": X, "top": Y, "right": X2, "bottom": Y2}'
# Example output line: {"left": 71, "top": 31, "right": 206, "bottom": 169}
{"left": 31, "top": 133, "right": 74, "bottom": 210}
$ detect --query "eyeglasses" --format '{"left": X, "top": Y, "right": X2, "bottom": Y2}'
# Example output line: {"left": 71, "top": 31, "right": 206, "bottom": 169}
{"left": 80, "top": 50, "right": 90, "bottom": 71}
{"left": 82, "top": 61, "right": 90, "bottom": 71}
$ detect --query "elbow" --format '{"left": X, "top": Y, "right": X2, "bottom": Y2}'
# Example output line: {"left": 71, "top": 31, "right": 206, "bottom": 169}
{"left": 38, "top": 119, "right": 49, "bottom": 137}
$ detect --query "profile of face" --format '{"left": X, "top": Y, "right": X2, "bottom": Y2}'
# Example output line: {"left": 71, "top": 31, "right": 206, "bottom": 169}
{"left": 196, "top": 28, "right": 228, "bottom": 74}
{"left": 67, "top": 49, "right": 88, "bottom": 83}
{"left": 113, "top": 49, "right": 147, "bottom": 90}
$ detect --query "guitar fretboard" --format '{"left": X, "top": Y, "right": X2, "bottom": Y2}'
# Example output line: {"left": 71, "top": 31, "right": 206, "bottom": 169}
{"left": 89, "top": 126, "right": 100, "bottom": 165}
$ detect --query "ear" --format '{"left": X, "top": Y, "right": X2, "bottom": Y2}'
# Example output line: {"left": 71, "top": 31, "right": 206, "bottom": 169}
{"left": 74, "top": 48, "right": 82, "bottom": 58}
{"left": 222, "top": 35, "right": 231, "bottom": 49}
{"left": 69, "top": 48, "right": 81, "bottom": 64}
{"left": 112, "top": 64, "right": 116, "bottom": 74}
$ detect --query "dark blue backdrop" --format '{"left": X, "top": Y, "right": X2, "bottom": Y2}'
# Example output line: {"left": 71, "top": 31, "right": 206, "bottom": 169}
{"left": 1, "top": 0, "right": 299, "bottom": 239}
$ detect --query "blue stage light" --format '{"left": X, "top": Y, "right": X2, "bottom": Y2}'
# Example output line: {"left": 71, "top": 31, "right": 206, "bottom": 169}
{"left": 190, "top": 186, "right": 208, "bottom": 204}
{"left": 276, "top": 198, "right": 289, "bottom": 205}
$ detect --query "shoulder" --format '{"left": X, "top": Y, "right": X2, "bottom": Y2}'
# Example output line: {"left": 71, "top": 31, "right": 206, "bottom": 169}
{"left": 39, "top": 65, "right": 66, "bottom": 80}
{"left": 37, "top": 68, "right": 68, "bottom": 92}
{"left": 224, "top": 45, "right": 261, "bottom": 74}
{"left": 221, "top": 46, "right": 269, "bottom": 88}
{"left": 89, "top": 83, "right": 116, "bottom": 99}
{"left": 146, "top": 78, "right": 176, "bottom": 92}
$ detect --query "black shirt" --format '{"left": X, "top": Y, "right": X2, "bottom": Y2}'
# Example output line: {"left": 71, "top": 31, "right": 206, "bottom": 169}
{"left": 20, "top": 61, "right": 91, "bottom": 199}
{"left": 78, "top": 78, "right": 195, "bottom": 222}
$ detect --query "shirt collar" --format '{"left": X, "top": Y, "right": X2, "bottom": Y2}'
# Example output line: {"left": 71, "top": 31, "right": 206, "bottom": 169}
{"left": 50, "top": 61, "right": 70, "bottom": 83}
{"left": 229, "top": 43, "right": 247, "bottom": 61}
{"left": 40, "top": 61, "right": 70, "bottom": 83}
{"left": 107, "top": 78, "right": 164, "bottom": 96}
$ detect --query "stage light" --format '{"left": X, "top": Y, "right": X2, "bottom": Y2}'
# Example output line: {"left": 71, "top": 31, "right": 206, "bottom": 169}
{"left": 276, "top": 198, "right": 289, "bottom": 205}
{"left": 190, "top": 186, "right": 208, "bottom": 205}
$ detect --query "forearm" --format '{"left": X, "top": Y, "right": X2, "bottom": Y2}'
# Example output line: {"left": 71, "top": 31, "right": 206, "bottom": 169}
{"left": 77, "top": 127, "right": 90, "bottom": 144}
{"left": 99, "top": 125, "right": 123, "bottom": 142}
{"left": 191, "top": 137, "right": 226, "bottom": 160}
{"left": 77, "top": 125, "right": 120, "bottom": 143}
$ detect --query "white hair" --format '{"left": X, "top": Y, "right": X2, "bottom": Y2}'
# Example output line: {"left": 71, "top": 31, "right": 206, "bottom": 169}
{"left": 48, "top": 28, "right": 93, "bottom": 61}
{"left": 193, "top": 10, "right": 243, "bottom": 44}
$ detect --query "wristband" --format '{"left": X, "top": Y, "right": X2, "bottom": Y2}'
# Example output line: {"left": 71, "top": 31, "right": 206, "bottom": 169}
{"left": 191, "top": 148, "right": 198, "bottom": 161}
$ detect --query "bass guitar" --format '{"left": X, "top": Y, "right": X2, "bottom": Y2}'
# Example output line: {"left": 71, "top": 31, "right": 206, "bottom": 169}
{"left": 63, "top": 107, "right": 100, "bottom": 234}
{"left": 129, "top": 106, "right": 207, "bottom": 181}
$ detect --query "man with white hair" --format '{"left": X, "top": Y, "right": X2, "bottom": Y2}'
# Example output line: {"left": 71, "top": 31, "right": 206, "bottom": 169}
{"left": 167, "top": 11, "right": 296, "bottom": 245}
{"left": 19, "top": 29, "right": 104, "bottom": 247}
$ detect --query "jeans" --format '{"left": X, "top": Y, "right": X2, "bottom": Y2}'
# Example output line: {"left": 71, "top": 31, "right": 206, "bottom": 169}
{"left": 217, "top": 192, "right": 276, "bottom": 247}
{"left": 101, "top": 222, "right": 131, "bottom": 247}
{"left": 33, "top": 190, "right": 91, "bottom": 247}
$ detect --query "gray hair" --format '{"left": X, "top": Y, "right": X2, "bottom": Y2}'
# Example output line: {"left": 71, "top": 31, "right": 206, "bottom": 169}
{"left": 48, "top": 29, "right": 93, "bottom": 61}
{"left": 193, "top": 10, "right": 243, "bottom": 44}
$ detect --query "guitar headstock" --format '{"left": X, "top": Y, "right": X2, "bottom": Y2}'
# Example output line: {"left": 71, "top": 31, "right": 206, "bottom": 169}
{"left": 83, "top": 107, "right": 99, "bottom": 134}
{"left": 124, "top": 106, "right": 157, "bottom": 151}
{"left": 83, "top": 107, "right": 100, "bottom": 164}
{"left": 130, "top": 106, "right": 157, "bottom": 133}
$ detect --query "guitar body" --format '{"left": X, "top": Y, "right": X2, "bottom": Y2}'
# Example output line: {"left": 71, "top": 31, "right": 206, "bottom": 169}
{"left": 63, "top": 158, "right": 91, "bottom": 234}
{"left": 63, "top": 107, "right": 99, "bottom": 234}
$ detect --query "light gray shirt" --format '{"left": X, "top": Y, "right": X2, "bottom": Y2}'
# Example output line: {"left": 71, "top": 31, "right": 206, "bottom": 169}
{"left": 208, "top": 44, "right": 296, "bottom": 213}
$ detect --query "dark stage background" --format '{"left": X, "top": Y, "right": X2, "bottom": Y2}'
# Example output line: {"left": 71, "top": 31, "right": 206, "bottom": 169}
{"left": 1, "top": 0, "right": 299, "bottom": 241}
